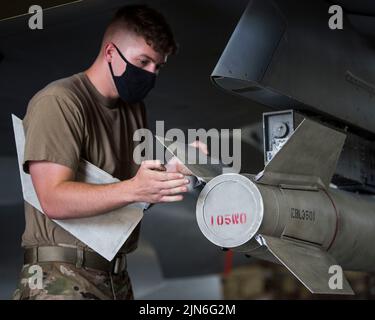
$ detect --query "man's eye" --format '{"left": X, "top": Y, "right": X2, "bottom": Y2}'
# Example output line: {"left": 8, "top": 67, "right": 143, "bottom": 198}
{"left": 140, "top": 60, "right": 149, "bottom": 66}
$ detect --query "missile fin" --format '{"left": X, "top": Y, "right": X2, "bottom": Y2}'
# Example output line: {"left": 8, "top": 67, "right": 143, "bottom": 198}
{"left": 155, "top": 135, "right": 236, "bottom": 182}
{"left": 256, "top": 119, "right": 346, "bottom": 188}
{"left": 256, "top": 234, "right": 354, "bottom": 295}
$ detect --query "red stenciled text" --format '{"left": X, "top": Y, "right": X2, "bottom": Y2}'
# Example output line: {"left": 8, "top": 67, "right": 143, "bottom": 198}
{"left": 210, "top": 213, "right": 247, "bottom": 226}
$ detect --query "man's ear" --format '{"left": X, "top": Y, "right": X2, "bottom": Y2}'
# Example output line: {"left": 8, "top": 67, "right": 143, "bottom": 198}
{"left": 104, "top": 43, "right": 115, "bottom": 63}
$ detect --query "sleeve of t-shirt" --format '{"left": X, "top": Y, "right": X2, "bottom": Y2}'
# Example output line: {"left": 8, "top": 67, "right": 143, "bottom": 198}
{"left": 22, "top": 94, "right": 84, "bottom": 174}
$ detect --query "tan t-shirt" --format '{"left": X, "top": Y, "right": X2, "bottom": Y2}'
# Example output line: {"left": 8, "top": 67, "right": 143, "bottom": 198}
{"left": 21, "top": 72, "right": 147, "bottom": 254}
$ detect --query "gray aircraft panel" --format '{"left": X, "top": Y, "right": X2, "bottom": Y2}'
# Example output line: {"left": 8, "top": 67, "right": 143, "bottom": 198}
{"left": 212, "top": 0, "right": 375, "bottom": 137}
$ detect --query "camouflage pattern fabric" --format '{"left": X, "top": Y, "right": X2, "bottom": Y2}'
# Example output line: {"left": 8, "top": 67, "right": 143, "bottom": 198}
{"left": 12, "top": 262, "right": 134, "bottom": 300}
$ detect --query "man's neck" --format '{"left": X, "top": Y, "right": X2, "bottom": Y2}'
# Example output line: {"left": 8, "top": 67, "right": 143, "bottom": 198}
{"left": 85, "top": 61, "right": 118, "bottom": 99}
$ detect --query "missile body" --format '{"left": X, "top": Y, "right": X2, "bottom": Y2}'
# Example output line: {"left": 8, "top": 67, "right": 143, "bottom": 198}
{"left": 196, "top": 173, "right": 375, "bottom": 272}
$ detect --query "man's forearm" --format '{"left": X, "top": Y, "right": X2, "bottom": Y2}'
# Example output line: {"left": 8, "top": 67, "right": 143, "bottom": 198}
{"left": 40, "top": 179, "right": 135, "bottom": 220}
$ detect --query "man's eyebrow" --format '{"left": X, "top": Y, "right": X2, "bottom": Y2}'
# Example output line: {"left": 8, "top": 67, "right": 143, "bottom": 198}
{"left": 140, "top": 54, "right": 166, "bottom": 66}
{"left": 140, "top": 54, "right": 155, "bottom": 62}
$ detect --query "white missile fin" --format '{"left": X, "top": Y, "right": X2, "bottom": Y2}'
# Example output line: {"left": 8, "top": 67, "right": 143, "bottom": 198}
{"left": 155, "top": 135, "right": 236, "bottom": 182}
{"left": 256, "top": 119, "right": 346, "bottom": 188}
{"left": 256, "top": 234, "right": 354, "bottom": 295}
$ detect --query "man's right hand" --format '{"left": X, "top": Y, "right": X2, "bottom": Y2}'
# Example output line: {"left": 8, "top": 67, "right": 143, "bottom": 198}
{"left": 127, "top": 160, "right": 190, "bottom": 203}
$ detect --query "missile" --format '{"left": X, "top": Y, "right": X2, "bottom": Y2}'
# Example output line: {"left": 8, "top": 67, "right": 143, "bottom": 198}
{"left": 195, "top": 118, "right": 375, "bottom": 295}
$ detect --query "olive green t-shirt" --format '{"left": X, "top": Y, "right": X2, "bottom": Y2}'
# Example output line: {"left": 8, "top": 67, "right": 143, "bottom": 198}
{"left": 21, "top": 72, "right": 147, "bottom": 254}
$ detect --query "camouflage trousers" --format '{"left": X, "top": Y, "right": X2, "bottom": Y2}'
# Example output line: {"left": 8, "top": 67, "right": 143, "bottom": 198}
{"left": 12, "top": 262, "right": 134, "bottom": 300}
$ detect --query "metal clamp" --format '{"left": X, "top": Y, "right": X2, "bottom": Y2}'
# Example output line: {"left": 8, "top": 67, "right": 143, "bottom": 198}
{"left": 112, "top": 254, "right": 126, "bottom": 275}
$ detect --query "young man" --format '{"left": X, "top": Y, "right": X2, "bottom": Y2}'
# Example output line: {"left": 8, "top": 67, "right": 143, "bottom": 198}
{"left": 13, "top": 5, "right": 195, "bottom": 300}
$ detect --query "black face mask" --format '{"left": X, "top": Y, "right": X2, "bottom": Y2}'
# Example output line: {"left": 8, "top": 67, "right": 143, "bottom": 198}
{"left": 108, "top": 43, "right": 156, "bottom": 103}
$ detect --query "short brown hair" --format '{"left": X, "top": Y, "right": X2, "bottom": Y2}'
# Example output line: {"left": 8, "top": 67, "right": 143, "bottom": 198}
{"left": 105, "top": 4, "right": 178, "bottom": 56}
